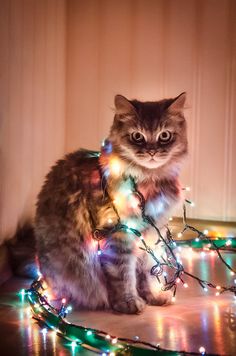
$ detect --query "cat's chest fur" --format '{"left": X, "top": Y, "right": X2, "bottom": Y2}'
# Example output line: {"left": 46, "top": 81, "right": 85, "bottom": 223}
{"left": 107, "top": 177, "right": 180, "bottom": 232}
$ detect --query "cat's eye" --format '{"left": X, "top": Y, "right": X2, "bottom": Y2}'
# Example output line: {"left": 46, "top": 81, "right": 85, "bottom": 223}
{"left": 131, "top": 132, "right": 145, "bottom": 144}
{"left": 158, "top": 130, "right": 172, "bottom": 144}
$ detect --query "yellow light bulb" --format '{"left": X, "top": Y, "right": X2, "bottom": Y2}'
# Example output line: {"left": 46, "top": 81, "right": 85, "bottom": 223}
{"left": 110, "top": 157, "right": 121, "bottom": 176}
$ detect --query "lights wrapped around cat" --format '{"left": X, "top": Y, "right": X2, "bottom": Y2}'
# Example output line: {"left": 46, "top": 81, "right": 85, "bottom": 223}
{"left": 23, "top": 195, "right": 236, "bottom": 355}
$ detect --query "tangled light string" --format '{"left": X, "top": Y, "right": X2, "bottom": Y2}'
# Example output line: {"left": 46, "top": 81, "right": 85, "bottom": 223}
{"left": 93, "top": 176, "right": 236, "bottom": 300}
{"left": 22, "top": 152, "right": 236, "bottom": 355}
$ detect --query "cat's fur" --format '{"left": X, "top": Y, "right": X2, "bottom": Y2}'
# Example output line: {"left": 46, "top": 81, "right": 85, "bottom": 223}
{"left": 35, "top": 93, "right": 187, "bottom": 314}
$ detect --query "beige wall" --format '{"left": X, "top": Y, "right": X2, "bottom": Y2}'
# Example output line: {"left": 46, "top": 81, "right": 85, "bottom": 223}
{"left": 66, "top": 0, "right": 236, "bottom": 222}
{"left": 0, "top": 0, "right": 66, "bottom": 242}
{"left": 0, "top": 0, "right": 235, "bottom": 244}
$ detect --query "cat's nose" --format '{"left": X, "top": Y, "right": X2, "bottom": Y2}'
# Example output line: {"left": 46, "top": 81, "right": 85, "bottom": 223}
{"left": 148, "top": 150, "right": 156, "bottom": 157}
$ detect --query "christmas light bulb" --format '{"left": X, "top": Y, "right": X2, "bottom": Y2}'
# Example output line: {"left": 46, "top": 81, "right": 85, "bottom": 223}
{"left": 216, "top": 286, "right": 221, "bottom": 290}
{"left": 86, "top": 330, "right": 92, "bottom": 336}
{"left": 107, "top": 218, "right": 113, "bottom": 224}
{"left": 172, "top": 296, "right": 176, "bottom": 302}
{"left": 62, "top": 298, "right": 66, "bottom": 304}
{"left": 71, "top": 341, "right": 77, "bottom": 348}
{"left": 183, "top": 283, "right": 188, "bottom": 288}
{"left": 20, "top": 289, "right": 26, "bottom": 297}
{"left": 112, "top": 338, "right": 118, "bottom": 344}
{"left": 230, "top": 271, "right": 235, "bottom": 276}
{"left": 215, "top": 292, "right": 220, "bottom": 296}
{"left": 226, "top": 240, "right": 232, "bottom": 246}
{"left": 110, "top": 157, "right": 121, "bottom": 176}
{"left": 105, "top": 334, "right": 111, "bottom": 339}
{"left": 203, "top": 229, "right": 208, "bottom": 235}
{"left": 177, "top": 232, "right": 183, "bottom": 238}
{"left": 199, "top": 346, "right": 206, "bottom": 354}
{"left": 203, "top": 287, "right": 208, "bottom": 292}
{"left": 195, "top": 237, "right": 200, "bottom": 242}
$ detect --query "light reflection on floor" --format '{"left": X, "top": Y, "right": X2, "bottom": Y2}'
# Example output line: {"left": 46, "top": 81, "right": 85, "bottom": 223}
{"left": 0, "top": 248, "right": 235, "bottom": 355}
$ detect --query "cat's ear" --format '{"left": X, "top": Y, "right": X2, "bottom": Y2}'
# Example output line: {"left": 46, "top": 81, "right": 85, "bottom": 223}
{"left": 114, "top": 95, "right": 136, "bottom": 116}
{"left": 167, "top": 92, "right": 186, "bottom": 114}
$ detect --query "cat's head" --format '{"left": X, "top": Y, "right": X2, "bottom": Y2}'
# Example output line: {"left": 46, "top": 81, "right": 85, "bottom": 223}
{"left": 106, "top": 93, "right": 187, "bottom": 179}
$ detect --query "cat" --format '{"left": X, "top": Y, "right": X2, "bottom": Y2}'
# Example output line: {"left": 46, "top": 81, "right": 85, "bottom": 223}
{"left": 35, "top": 93, "right": 187, "bottom": 314}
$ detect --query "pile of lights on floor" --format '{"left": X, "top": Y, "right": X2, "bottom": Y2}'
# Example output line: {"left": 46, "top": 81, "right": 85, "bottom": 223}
{"left": 20, "top": 281, "right": 209, "bottom": 355}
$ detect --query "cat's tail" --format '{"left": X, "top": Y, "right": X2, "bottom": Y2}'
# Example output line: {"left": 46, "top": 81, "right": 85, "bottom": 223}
{"left": 7, "top": 222, "right": 38, "bottom": 279}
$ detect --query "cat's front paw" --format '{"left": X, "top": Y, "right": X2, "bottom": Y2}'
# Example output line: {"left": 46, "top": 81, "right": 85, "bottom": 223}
{"left": 144, "top": 290, "right": 172, "bottom": 306}
{"left": 112, "top": 296, "right": 146, "bottom": 314}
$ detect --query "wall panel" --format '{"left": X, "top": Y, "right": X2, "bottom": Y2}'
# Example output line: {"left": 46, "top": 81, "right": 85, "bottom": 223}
{"left": 0, "top": 0, "right": 66, "bottom": 242}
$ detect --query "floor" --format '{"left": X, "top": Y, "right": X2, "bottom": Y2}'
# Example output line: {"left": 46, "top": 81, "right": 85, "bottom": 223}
{"left": 0, "top": 248, "right": 236, "bottom": 356}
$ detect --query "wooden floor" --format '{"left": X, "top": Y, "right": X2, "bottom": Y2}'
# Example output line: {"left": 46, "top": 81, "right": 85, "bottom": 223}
{"left": 0, "top": 248, "right": 236, "bottom": 355}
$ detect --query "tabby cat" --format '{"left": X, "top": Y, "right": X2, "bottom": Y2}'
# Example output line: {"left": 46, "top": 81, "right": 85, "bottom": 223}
{"left": 35, "top": 93, "right": 187, "bottom": 314}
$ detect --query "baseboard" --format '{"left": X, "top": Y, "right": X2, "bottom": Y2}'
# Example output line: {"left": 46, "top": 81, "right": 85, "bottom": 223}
{"left": 170, "top": 217, "right": 236, "bottom": 240}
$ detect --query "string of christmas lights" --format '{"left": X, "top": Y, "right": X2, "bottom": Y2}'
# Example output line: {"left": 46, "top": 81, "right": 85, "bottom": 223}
{"left": 21, "top": 280, "right": 216, "bottom": 355}
{"left": 93, "top": 176, "right": 236, "bottom": 300}
{"left": 21, "top": 150, "right": 236, "bottom": 355}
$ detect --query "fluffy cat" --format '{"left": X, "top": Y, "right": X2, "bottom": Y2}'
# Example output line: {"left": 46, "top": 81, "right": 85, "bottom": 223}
{"left": 35, "top": 93, "right": 187, "bottom": 314}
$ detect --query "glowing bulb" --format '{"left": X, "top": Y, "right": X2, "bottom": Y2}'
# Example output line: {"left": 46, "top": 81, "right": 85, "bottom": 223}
{"left": 112, "top": 338, "right": 118, "bottom": 344}
{"left": 107, "top": 218, "right": 113, "bottom": 224}
{"left": 234, "top": 279, "right": 236, "bottom": 284}
{"left": 97, "top": 250, "right": 102, "bottom": 256}
{"left": 201, "top": 252, "right": 205, "bottom": 257}
{"left": 41, "top": 328, "right": 47, "bottom": 335}
{"left": 86, "top": 330, "right": 92, "bottom": 336}
{"left": 105, "top": 334, "right": 111, "bottom": 340}
{"left": 183, "top": 283, "right": 188, "bottom": 288}
{"left": 216, "top": 286, "right": 221, "bottom": 290}
{"left": 110, "top": 157, "right": 121, "bottom": 176}
{"left": 71, "top": 341, "right": 77, "bottom": 348}
{"left": 203, "top": 287, "right": 208, "bottom": 292}
{"left": 169, "top": 217, "right": 173, "bottom": 221}
{"left": 176, "top": 278, "right": 181, "bottom": 284}
{"left": 230, "top": 271, "right": 235, "bottom": 276}
{"left": 172, "top": 296, "right": 176, "bottom": 302}
{"left": 190, "top": 201, "right": 195, "bottom": 207}
{"left": 195, "top": 237, "right": 200, "bottom": 242}
{"left": 203, "top": 229, "right": 208, "bottom": 235}
{"left": 67, "top": 305, "right": 72, "bottom": 312}
{"left": 177, "top": 232, "right": 183, "bottom": 238}
{"left": 215, "top": 292, "right": 220, "bottom": 296}
{"left": 199, "top": 346, "right": 206, "bottom": 354}
{"left": 210, "top": 251, "right": 215, "bottom": 257}
{"left": 21, "top": 289, "right": 26, "bottom": 295}
{"left": 62, "top": 298, "right": 66, "bottom": 304}
{"left": 226, "top": 240, "right": 232, "bottom": 246}
{"left": 186, "top": 186, "right": 191, "bottom": 191}
{"left": 110, "top": 353, "right": 115, "bottom": 356}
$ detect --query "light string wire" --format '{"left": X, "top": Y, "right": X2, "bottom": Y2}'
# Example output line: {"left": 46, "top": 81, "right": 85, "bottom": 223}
{"left": 22, "top": 168, "right": 236, "bottom": 355}
{"left": 94, "top": 175, "right": 236, "bottom": 298}
{"left": 24, "top": 278, "right": 219, "bottom": 356}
